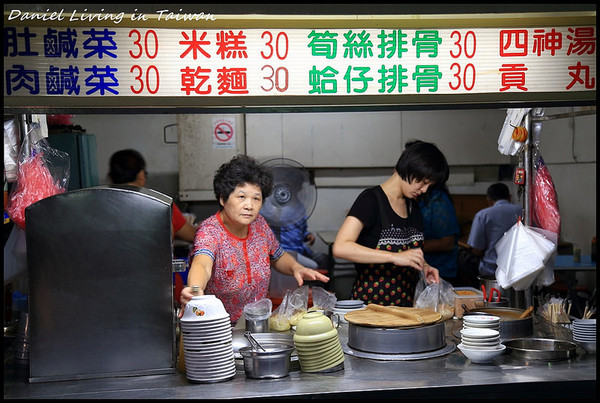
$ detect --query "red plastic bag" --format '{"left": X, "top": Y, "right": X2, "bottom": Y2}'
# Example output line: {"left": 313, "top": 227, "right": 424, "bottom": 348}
{"left": 531, "top": 154, "right": 561, "bottom": 236}
{"left": 6, "top": 123, "right": 70, "bottom": 230}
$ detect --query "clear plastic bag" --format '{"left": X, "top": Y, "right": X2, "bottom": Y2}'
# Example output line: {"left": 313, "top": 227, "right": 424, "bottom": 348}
{"left": 495, "top": 220, "right": 556, "bottom": 291}
{"left": 310, "top": 286, "right": 337, "bottom": 312}
{"left": 4, "top": 119, "right": 20, "bottom": 183}
{"left": 284, "top": 285, "right": 310, "bottom": 326}
{"left": 269, "top": 290, "right": 292, "bottom": 331}
{"left": 6, "top": 123, "right": 70, "bottom": 230}
{"left": 414, "top": 273, "right": 455, "bottom": 320}
{"left": 243, "top": 298, "right": 273, "bottom": 321}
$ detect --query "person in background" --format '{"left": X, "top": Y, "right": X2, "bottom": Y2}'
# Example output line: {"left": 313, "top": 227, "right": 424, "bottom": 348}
{"left": 108, "top": 149, "right": 197, "bottom": 243}
{"left": 405, "top": 140, "right": 460, "bottom": 286}
{"left": 418, "top": 183, "right": 461, "bottom": 286}
{"left": 332, "top": 141, "right": 446, "bottom": 307}
{"left": 274, "top": 216, "right": 330, "bottom": 271}
{"left": 466, "top": 182, "right": 523, "bottom": 278}
{"left": 179, "top": 154, "right": 329, "bottom": 325}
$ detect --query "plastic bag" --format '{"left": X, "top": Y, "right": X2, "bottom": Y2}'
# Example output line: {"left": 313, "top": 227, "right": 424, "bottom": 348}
{"left": 4, "top": 119, "right": 20, "bottom": 183}
{"left": 269, "top": 290, "right": 292, "bottom": 331}
{"left": 243, "top": 298, "right": 273, "bottom": 321}
{"left": 3, "top": 226, "right": 28, "bottom": 283}
{"left": 531, "top": 153, "right": 561, "bottom": 236}
{"left": 6, "top": 123, "right": 70, "bottom": 230}
{"left": 310, "top": 286, "right": 337, "bottom": 312}
{"left": 414, "top": 272, "right": 455, "bottom": 320}
{"left": 495, "top": 219, "right": 556, "bottom": 291}
{"left": 284, "top": 285, "right": 310, "bottom": 326}
{"left": 497, "top": 108, "right": 531, "bottom": 156}
{"left": 529, "top": 226, "right": 557, "bottom": 288}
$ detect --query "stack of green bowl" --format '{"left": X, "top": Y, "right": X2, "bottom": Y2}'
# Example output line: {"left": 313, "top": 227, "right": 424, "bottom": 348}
{"left": 293, "top": 312, "right": 344, "bottom": 373}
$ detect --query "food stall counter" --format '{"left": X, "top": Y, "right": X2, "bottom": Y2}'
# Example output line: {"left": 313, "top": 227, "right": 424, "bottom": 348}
{"left": 4, "top": 318, "right": 596, "bottom": 400}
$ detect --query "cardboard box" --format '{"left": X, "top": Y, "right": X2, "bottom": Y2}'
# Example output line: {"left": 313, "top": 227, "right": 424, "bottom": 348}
{"left": 453, "top": 287, "right": 483, "bottom": 318}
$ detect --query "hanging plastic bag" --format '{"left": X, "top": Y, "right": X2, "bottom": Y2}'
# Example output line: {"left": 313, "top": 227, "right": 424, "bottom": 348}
{"left": 4, "top": 119, "right": 20, "bottom": 183}
{"left": 495, "top": 220, "right": 555, "bottom": 291}
{"left": 529, "top": 226, "right": 557, "bottom": 288}
{"left": 414, "top": 271, "right": 455, "bottom": 320}
{"left": 497, "top": 108, "right": 531, "bottom": 156}
{"left": 531, "top": 152, "right": 561, "bottom": 236}
{"left": 6, "top": 123, "right": 70, "bottom": 230}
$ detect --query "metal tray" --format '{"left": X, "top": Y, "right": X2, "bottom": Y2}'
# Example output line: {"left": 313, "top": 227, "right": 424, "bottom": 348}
{"left": 504, "top": 338, "right": 578, "bottom": 361}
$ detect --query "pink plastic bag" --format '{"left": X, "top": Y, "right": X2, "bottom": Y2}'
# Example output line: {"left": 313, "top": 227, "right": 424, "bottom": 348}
{"left": 6, "top": 124, "right": 70, "bottom": 230}
{"left": 531, "top": 154, "right": 561, "bottom": 236}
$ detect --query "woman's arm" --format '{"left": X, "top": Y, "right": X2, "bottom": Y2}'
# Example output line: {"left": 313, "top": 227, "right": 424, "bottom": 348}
{"left": 175, "top": 221, "right": 198, "bottom": 243}
{"left": 332, "top": 215, "right": 426, "bottom": 271}
{"left": 272, "top": 251, "right": 330, "bottom": 286}
{"left": 179, "top": 254, "right": 214, "bottom": 317}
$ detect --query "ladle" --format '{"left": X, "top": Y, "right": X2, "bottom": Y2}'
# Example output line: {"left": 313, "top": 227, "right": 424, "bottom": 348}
{"left": 244, "top": 331, "right": 266, "bottom": 352}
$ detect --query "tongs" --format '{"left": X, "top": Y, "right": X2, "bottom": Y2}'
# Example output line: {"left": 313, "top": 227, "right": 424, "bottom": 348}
{"left": 244, "top": 331, "right": 266, "bottom": 351}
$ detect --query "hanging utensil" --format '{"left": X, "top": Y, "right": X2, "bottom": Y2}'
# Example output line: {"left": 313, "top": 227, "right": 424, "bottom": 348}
{"left": 244, "top": 331, "right": 266, "bottom": 352}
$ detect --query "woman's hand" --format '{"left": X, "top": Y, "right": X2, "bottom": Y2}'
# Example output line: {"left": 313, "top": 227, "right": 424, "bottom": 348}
{"left": 178, "top": 286, "right": 204, "bottom": 318}
{"left": 273, "top": 252, "right": 330, "bottom": 287}
{"left": 291, "top": 264, "right": 330, "bottom": 287}
{"left": 422, "top": 264, "right": 440, "bottom": 284}
{"left": 390, "top": 248, "right": 426, "bottom": 271}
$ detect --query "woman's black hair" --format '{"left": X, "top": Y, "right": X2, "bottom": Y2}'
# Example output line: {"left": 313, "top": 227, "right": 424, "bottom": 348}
{"left": 108, "top": 149, "right": 146, "bottom": 184}
{"left": 396, "top": 141, "right": 449, "bottom": 186}
{"left": 213, "top": 154, "right": 273, "bottom": 205}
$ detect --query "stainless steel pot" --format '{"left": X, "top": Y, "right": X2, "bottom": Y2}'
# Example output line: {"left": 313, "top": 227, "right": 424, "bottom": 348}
{"left": 239, "top": 344, "right": 294, "bottom": 379}
{"left": 478, "top": 275, "right": 530, "bottom": 309}
{"left": 347, "top": 321, "right": 446, "bottom": 354}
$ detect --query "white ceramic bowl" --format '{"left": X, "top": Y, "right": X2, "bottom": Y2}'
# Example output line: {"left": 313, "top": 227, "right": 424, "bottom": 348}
{"left": 463, "top": 315, "right": 500, "bottom": 324}
{"left": 460, "top": 328, "right": 500, "bottom": 339}
{"left": 457, "top": 343, "right": 506, "bottom": 364}
{"left": 181, "top": 295, "right": 229, "bottom": 322}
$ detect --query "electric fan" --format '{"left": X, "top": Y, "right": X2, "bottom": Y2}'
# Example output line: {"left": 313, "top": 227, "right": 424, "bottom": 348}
{"left": 259, "top": 158, "right": 317, "bottom": 231}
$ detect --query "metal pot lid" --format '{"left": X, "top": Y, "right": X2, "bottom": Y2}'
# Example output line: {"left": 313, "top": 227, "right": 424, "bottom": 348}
{"left": 504, "top": 338, "right": 578, "bottom": 361}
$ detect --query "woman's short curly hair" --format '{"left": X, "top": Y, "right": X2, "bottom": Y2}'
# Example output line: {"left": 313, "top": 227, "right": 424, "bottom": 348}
{"left": 213, "top": 154, "right": 273, "bottom": 205}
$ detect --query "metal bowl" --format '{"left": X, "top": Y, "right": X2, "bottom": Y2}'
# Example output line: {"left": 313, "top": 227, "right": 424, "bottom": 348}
{"left": 239, "top": 344, "right": 294, "bottom": 379}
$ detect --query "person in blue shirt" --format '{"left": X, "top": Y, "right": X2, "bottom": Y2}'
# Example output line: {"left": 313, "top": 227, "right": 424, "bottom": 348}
{"left": 467, "top": 182, "right": 523, "bottom": 277}
{"left": 418, "top": 184, "right": 461, "bottom": 285}
{"left": 276, "top": 217, "right": 329, "bottom": 270}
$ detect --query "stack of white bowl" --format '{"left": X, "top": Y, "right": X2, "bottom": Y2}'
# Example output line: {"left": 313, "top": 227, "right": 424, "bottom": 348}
{"left": 572, "top": 318, "right": 596, "bottom": 353}
{"left": 333, "top": 300, "right": 366, "bottom": 324}
{"left": 293, "top": 312, "right": 344, "bottom": 373}
{"left": 179, "top": 295, "right": 236, "bottom": 383}
{"left": 458, "top": 315, "right": 505, "bottom": 364}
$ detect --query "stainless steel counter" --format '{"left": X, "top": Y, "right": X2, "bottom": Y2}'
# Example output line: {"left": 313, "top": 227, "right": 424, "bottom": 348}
{"left": 4, "top": 317, "right": 596, "bottom": 399}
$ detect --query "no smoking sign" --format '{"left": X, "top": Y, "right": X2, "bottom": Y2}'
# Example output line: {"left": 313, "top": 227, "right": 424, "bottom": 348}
{"left": 212, "top": 118, "right": 235, "bottom": 149}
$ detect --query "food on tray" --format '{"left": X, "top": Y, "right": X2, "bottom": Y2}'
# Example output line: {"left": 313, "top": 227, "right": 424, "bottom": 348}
{"left": 455, "top": 290, "right": 478, "bottom": 296}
